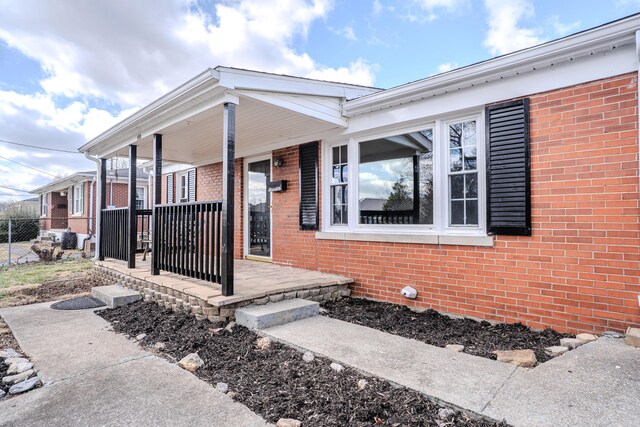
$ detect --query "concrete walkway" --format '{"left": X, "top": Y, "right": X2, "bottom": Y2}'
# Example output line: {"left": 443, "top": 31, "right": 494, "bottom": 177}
{"left": 0, "top": 303, "right": 267, "bottom": 427}
{"left": 262, "top": 316, "right": 640, "bottom": 427}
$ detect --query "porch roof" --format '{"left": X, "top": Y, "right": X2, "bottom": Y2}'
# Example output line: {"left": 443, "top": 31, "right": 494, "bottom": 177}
{"left": 79, "top": 67, "right": 379, "bottom": 164}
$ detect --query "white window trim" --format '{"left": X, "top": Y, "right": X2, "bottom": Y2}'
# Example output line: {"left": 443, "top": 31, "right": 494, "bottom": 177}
{"left": 321, "top": 110, "right": 489, "bottom": 245}
{"left": 40, "top": 194, "right": 48, "bottom": 217}
{"left": 177, "top": 171, "right": 189, "bottom": 203}
{"left": 71, "top": 183, "right": 84, "bottom": 216}
{"left": 136, "top": 186, "right": 147, "bottom": 209}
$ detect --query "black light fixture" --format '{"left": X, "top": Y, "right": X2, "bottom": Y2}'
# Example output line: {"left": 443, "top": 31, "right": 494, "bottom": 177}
{"left": 273, "top": 157, "right": 285, "bottom": 167}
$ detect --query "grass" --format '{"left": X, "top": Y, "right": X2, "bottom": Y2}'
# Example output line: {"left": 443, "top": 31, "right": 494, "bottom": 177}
{"left": 0, "top": 258, "right": 93, "bottom": 289}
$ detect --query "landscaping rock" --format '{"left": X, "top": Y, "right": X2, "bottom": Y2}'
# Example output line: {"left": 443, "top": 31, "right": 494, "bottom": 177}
{"left": 178, "top": 353, "right": 204, "bottom": 372}
{"left": 545, "top": 346, "right": 569, "bottom": 357}
{"left": 625, "top": 327, "right": 640, "bottom": 348}
{"left": 330, "top": 362, "right": 344, "bottom": 373}
{"left": 135, "top": 333, "right": 147, "bottom": 341}
{"left": 253, "top": 297, "right": 269, "bottom": 306}
{"left": 256, "top": 337, "right": 272, "bottom": 350}
{"left": 560, "top": 338, "right": 585, "bottom": 349}
{"left": 7, "top": 362, "right": 34, "bottom": 375}
{"left": 438, "top": 408, "right": 456, "bottom": 419}
{"left": 224, "top": 321, "right": 236, "bottom": 333}
{"left": 302, "top": 352, "right": 315, "bottom": 363}
{"left": 0, "top": 348, "right": 20, "bottom": 358}
{"left": 153, "top": 342, "right": 166, "bottom": 351}
{"left": 8, "top": 376, "right": 41, "bottom": 395}
{"left": 0, "top": 389, "right": 5, "bottom": 399}
{"left": 277, "top": 419, "right": 302, "bottom": 427}
{"left": 2, "top": 369, "right": 35, "bottom": 385}
{"left": 216, "top": 382, "right": 229, "bottom": 393}
{"left": 493, "top": 349, "right": 537, "bottom": 367}
{"left": 4, "top": 357, "right": 29, "bottom": 366}
{"left": 357, "top": 379, "right": 368, "bottom": 390}
{"left": 602, "top": 331, "right": 625, "bottom": 338}
{"left": 576, "top": 333, "right": 597, "bottom": 343}
{"left": 445, "top": 344, "right": 465, "bottom": 353}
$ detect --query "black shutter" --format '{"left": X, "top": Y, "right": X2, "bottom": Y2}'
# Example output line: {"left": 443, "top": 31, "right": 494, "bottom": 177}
{"left": 167, "top": 174, "right": 174, "bottom": 204}
{"left": 188, "top": 169, "right": 196, "bottom": 202}
{"left": 486, "top": 98, "right": 531, "bottom": 236}
{"left": 299, "top": 141, "right": 319, "bottom": 230}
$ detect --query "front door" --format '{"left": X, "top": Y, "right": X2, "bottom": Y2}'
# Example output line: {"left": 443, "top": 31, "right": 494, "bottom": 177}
{"left": 247, "top": 158, "right": 271, "bottom": 258}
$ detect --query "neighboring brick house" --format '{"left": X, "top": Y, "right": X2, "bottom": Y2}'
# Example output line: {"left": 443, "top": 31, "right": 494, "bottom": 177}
{"left": 31, "top": 169, "right": 149, "bottom": 248}
{"left": 83, "top": 15, "right": 640, "bottom": 333}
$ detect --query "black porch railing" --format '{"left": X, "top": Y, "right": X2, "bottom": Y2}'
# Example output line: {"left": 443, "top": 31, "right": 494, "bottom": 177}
{"left": 101, "top": 208, "right": 154, "bottom": 262}
{"left": 153, "top": 201, "right": 222, "bottom": 284}
{"left": 359, "top": 210, "right": 415, "bottom": 224}
{"left": 101, "top": 208, "right": 128, "bottom": 261}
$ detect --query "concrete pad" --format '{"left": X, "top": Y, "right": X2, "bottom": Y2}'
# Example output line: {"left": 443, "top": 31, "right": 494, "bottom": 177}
{"left": 92, "top": 285, "right": 141, "bottom": 308}
{"left": 236, "top": 299, "right": 319, "bottom": 329}
{"left": 483, "top": 338, "right": 640, "bottom": 427}
{"left": 261, "top": 315, "right": 517, "bottom": 413}
{"left": 0, "top": 302, "right": 266, "bottom": 426}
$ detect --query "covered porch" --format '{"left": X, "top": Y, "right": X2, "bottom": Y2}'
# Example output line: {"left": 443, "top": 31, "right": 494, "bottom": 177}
{"left": 80, "top": 67, "right": 377, "bottom": 298}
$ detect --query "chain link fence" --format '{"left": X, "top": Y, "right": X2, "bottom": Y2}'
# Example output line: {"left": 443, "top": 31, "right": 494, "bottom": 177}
{"left": 0, "top": 217, "right": 95, "bottom": 266}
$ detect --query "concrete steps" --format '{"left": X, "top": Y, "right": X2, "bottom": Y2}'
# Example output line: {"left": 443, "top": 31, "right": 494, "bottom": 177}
{"left": 235, "top": 299, "right": 319, "bottom": 329}
{"left": 91, "top": 285, "right": 141, "bottom": 309}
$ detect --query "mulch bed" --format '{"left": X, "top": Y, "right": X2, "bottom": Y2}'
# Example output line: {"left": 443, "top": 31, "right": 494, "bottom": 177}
{"left": 321, "top": 298, "right": 574, "bottom": 363}
{"left": 98, "top": 302, "right": 508, "bottom": 427}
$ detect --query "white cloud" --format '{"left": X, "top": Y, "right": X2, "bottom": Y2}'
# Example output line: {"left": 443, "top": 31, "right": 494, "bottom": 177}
{"left": 330, "top": 25, "right": 358, "bottom": 41}
{"left": 415, "top": 0, "right": 466, "bottom": 10}
{"left": 483, "top": 0, "right": 544, "bottom": 56}
{"left": 437, "top": 62, "right": 459, "bottom": 73}
{"left": 548, "top": 15, "right": 580, "bottom": 36}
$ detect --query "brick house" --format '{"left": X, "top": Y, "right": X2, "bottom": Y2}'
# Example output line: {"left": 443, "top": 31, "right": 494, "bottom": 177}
{"left": 31, "top": 169, "right": 149, "bottom": 248}
{"left": 81, "top": 15, "right": 640, "bottom": 333}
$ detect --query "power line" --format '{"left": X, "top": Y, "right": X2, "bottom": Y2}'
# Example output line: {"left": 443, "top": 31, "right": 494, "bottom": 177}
{"left": 0, "top": 138, "right": 80, "bottom": 154}
{"left": 0, "top": 155, "right": 57, "bottom": 177}
{"left": 0, "top": 184, "right": 33, "bottom": 194}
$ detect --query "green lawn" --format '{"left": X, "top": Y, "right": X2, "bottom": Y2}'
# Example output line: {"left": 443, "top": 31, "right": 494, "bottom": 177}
{"left": 0, "top": 258, "right": 93, "bottom": 289}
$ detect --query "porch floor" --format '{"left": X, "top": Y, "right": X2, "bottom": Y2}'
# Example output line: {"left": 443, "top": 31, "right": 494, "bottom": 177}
{"left": 95, "top": 256, "right": 353, "bottom": 307}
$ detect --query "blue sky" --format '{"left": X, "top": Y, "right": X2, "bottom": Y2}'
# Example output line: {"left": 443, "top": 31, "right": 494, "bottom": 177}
{"left": 0, "top": 0, "right": 639, "bottom": 201}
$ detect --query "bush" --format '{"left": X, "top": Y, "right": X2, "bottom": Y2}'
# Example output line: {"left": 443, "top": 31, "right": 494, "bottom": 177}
{"left": 0, "top": 208, "right": 40, "bottom": 244}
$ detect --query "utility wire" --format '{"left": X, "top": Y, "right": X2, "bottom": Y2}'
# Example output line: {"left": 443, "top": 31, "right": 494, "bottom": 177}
{"left": 0, "top": 138, "right": 80, "bottom": 154}
{"left": 0, "top": 155, "right": 57, "bottom": 177}
{"left": 0, "top": 184, "right": 33, "bottom": 194}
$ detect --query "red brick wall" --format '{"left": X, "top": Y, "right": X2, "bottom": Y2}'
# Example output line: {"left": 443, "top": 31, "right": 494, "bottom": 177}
{"left": 270, "top": 74, "right": 640, "bottom": 334}
{"left": 40, "top": 191, "right": 68, "bottom": 231}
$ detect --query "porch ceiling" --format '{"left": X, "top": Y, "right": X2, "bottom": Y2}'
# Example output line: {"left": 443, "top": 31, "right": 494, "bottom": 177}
{"left": 106, "top": 95, "right": 343, "bottom": 164}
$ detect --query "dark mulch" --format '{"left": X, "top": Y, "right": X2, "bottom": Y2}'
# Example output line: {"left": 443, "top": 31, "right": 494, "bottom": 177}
{"left": 321, "top": 298, "right": 574, "bottom": 363}
{"left": 98, "top": 302, "right": 508, "bottom": 427}
{"left": 0, "top": 356, "right": 9, "bottom": 395}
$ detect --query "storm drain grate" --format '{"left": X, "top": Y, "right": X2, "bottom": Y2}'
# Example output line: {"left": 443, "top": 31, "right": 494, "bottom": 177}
{"left": 51, "top": 296, "right": 106, "bottom": 311}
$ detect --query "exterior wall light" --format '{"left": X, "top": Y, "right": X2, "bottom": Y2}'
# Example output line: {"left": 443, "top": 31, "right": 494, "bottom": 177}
{"left": 273, "top": 157, "right": 285, "bottom": 167}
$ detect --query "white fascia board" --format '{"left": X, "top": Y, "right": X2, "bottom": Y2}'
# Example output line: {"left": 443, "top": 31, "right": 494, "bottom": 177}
{"left": 30, "top": 173, "right": 96, "bottom": 195}
{"left": 238, "top": 90, "right": 348, "bottom": 127}
{"left": 89, "top": 90, "right": 238, "bottom": 159}
{"left": 344, "top": 44, "right": 636, "bottom": 137}
{"left": 345, "top": 16, "right": 640, "bottom": 116}
{"left": 79, "top": 68, "right": 221, "bottom": 153}
{"left": 216, "top": 66, "right": 380, "bottom": 99}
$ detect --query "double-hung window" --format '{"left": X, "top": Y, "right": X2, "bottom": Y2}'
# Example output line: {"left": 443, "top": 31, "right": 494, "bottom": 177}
{"left": 40, "top": 194, "right": 48, "bottom": 217}
{"left": 72, "top": 183, "right": 84, "bottom": 215}
{"left": 135, "top": 186, "right": 146, "bottom": 209}
{"left": 325, "top": 115, "right": 484, "bottom": 235}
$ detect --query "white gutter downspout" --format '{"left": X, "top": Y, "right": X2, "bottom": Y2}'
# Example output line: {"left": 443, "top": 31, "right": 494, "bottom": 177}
{"left": 84, "top": 152, "right": 102, "bottom": 261}
{"left": 88, "top": 176, "right": 95, "bottom": 234}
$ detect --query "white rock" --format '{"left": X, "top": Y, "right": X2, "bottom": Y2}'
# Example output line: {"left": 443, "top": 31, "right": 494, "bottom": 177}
{"left": 438, "top": 408, "right": 456, "bottom": 419}
{"left": 216, "top": 382, "right": 229, "bottom": 393}
{"left": 330, "top": 362, "right": 344, "bottom": 373}
{"left": 276, "top": 419, "right": 302, "bottom": 427}
{"left": 178, "top": 353, "right": 204, "bottom": 372}
{"left": 153, "top": 342, "right": 166, "bottom": 351}
{"left": 224, "top": 321, "right": 236, "bottom": 332}
{"left": 445, "top": 344, "right": 465, "bottom": 353}
{"left": 544, "top": 346, "right": 569, "bottom": 357}
{"left": 357, "top": 379, "right": 368, "bottom": 390}
{"left": 493, "top": 349, "right": 537, "bottom": 368}
{"left": 255, "top": 337, "right": 271, "bottom": 350}
{"left": 0, "top": 349, "right": 22, "bottom": 359}
{"left": 135, "top": 333, "right": 147, "bottom": 341}
{"left": 8, "top": 376, "right": 41, "bottom": 395}
{"left": 4, "top": 357, "right": 28, "bottom": 366}
{"left": 302, "top": 352, "right": 315, "bottom": 363}
{"left": 0, "top": 389, "right": 5, "bottom": 399}
{"left": 576, "top": 333, "right": 597, "bottom": 343}
{"left": 7, "top": 362, "right": 34, "bottom": 375}
{"left": 560, "top": 338, "right": 585, "bottom": 349}
{"left": 2, "top": 369, "right": 35, "bottom": 385}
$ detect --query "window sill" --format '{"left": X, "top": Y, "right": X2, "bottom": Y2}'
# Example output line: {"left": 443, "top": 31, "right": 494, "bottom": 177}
{"left": 315, "top": 231, "right": 494, "bottom": 247}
